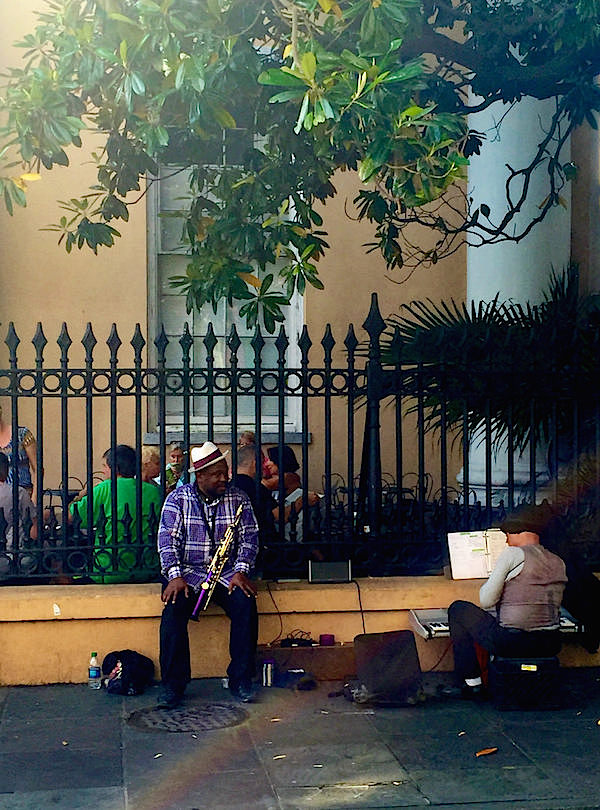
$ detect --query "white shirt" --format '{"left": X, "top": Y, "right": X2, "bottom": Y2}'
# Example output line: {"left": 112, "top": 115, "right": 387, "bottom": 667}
{"left": 479, "top": 546, "right": 525, "bottom": 609}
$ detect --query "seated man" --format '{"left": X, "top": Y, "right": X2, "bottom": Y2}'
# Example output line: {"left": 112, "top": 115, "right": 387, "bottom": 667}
{"left": 448, "top": 503, "right": 567, "bottom": 698}
{"left": 164, "top": 442, "right": 186, "bottom": 493}
{"left": 233, "top": 443, "right": 277, "bottom": 558}
{"left": 70, "top": 444, "right": 162, "bottom": 583}
{"left": 157, "top": 441, "right": 259, "bottom": 708}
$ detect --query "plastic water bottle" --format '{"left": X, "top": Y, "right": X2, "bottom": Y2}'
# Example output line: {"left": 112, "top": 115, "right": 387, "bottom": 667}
{"left": 88, "top": 652, "right": 102, "bottom": 689}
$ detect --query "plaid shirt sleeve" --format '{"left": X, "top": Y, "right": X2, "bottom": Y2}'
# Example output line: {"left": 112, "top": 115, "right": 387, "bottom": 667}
{"left": 157, "top": 489, "right": 187, "bottom": 581}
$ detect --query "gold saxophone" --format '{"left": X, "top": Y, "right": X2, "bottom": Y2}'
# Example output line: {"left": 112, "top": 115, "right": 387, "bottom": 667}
{"left": 190, "top": 503, "right": 244, "bottom": 620}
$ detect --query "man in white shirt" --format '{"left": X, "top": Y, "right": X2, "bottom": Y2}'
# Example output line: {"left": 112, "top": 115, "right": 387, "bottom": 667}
{"left": 448, "top": 504, "right": 567, "bottom": 698}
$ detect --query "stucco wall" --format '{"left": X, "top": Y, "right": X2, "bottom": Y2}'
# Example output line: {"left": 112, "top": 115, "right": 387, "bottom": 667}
{"left": 0, "top": 0, "right": 149, "bottom": 481}
{"left": 0, "top": 577, "right": 596, "bottom": 685}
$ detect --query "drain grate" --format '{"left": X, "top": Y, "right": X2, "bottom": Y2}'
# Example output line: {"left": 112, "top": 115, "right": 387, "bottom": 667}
{"left": 127, "top": 701, "right": 248, "bottom": 733}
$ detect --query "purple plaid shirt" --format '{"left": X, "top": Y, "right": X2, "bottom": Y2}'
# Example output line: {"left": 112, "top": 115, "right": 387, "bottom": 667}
{"left": 157, "top": 482, "right": 258, "bottom": 590}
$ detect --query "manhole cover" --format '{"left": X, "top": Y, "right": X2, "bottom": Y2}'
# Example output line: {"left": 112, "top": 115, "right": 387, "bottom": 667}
{"left": 127, "top": 702, "right": 248, "bottom": 733}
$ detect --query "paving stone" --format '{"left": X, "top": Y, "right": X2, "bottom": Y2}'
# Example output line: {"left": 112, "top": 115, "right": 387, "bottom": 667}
{"left": 0, "top": 787, "right": 125, "bottom": 810}
{"left": 126, "top": 767, "right": 279, "bottom": 810}
{"left": 0, "top": 712, "right": 120, "bottom": 754}
{"left": 368, "top": 700, "right": 503, "bottom": 736}
{"left": 409, "top": 764, "right": 561, "bottom": 805}
{"left": 387, "top": 729, "right": 531, "bottom": 770}
{"left": 3, "top": 749, "right": 122, "bottom": 792}
{"left": 1, "top": 685, "right": 122, "bottom": 722}
{"left": 504, "top": 722, "right": 600, "bottom": 796}
{"left": 123, "top": 725, "right": 262, "bottom": 774}
{"left": 257, "top": 740, "right": 409, "bottom": 788}
{"left": 250, "top": 709, "right": 382, "bottom": 747}
{"left": 277, "top": 782, "right": 429, "bottom": 809}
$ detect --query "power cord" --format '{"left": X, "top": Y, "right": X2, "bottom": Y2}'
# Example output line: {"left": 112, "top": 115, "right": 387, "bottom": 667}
{"left": 265, "top": 581, "right": 284, "bottom": 646}
{"left": 351, "top": 578, "right": 367, "bottom": 634}
{"left": 423, "top": 640, "right": 453, "bottom": 673}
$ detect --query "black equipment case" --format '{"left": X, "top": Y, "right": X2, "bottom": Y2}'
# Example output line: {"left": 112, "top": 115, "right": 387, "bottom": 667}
{"left": 353, "top": 629, "right": 424, "bottom": 706}
{"left": 488, "top": 655, "right": 560, "bottom": 710}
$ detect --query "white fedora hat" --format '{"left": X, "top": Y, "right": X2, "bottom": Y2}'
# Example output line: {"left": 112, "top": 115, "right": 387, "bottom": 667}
{"left": 188, "top": 441, "right": 229, "bottom": 473}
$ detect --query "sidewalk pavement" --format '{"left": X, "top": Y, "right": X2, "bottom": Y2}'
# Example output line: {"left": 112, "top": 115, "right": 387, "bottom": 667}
{"left": 1, "top": 669, "right": 600, "bottom": 810}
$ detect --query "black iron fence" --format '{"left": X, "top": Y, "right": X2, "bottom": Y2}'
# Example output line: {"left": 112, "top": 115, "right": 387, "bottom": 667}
{"left": 1, "top": 294, "right": 599, "bottom": 584}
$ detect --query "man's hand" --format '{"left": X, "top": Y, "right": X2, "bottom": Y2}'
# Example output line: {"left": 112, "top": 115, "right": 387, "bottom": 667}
{"left": 162, "top": 576, "right": 189, "bottom": 604}
{"left": 293, "top": 491, "right": 320, "bottom": 511}
{"left": 229, "top": 571, "right": 257, "bottom": 598}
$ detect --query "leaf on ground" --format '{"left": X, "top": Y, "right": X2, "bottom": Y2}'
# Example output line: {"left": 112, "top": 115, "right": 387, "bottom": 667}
{"left": 475, "top": 747, "right": 498, "bottom": 757}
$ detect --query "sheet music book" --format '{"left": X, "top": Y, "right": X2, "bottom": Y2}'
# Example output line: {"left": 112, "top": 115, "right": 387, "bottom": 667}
{"left": 447, "top": 528, "right": 507, "bottom": 579}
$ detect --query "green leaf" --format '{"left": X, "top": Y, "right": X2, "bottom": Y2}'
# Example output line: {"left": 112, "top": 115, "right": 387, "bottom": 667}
{"left": 268, "top": 89, "right": 307, "bottom": 104}
{"left": 4, "top": 188, "right": 13, "bottom": 216}
{"left": 258, "top": 68, "right": 306, "bottom": 87}
{"left": 301, "top": 51, "right": 317, "bottom": 82}
{"left": 175, "top": 60, "right": 186, "bottom": 89}
{"left": 131, "top": 73, "right": 145, "bottom": 95}
{"left": 108, "top": 13, "right": 142, "bottom": 28}
{"left": 340, "top": 49, "right": 371, "bottom": 71}
{"left": 294, "top": 92, "right": 310, "bottom": 134}
{"left": 211, "top": 105, "right": 236, "bottom": 129}
{"left": 359, "top": 155, "right": 379, "bottom": 182}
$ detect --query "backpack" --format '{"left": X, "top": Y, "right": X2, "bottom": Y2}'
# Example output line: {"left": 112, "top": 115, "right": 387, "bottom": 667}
{"left": 101, "top": 649, "right": 155, "bottom": 696}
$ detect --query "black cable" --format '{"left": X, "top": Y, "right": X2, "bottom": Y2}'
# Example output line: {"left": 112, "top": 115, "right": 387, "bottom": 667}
{"left": 266, "top": 581, "right": 284, "bottom": 646}
{"left": 351, "top": 578, "right": 367, "bottom": 634}
{"left": 423, "top": 640, "right": 453, "bottom": 673}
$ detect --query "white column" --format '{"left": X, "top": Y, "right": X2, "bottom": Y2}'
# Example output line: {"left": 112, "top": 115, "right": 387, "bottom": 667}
{"left": 461, "top": 97, "right": 571, "bottom": 506}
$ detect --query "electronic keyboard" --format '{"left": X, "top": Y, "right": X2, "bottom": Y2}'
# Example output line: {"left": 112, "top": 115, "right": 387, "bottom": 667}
{"left": 409, "top": 607, "right": 579, "bottom": 640}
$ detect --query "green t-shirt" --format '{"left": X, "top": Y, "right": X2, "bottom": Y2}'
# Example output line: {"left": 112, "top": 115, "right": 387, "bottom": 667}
{"left": 70, "top": 477, "right": 162, "bottom": 583}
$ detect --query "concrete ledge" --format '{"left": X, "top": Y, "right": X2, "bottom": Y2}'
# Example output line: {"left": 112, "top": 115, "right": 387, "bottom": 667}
{"left": 0, "top": 576, "right": 598, "bottom": 685}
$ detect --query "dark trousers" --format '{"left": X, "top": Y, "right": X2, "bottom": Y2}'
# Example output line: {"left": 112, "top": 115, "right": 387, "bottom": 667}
{"left": 448, "top": 600, "right": 561, "bottom": 683}
{"left": 159, "top": 581, "right": 258, "bottom": 694}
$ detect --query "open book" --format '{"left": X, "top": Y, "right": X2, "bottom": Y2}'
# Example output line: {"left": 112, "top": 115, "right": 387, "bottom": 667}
{"left": 447, "top": 528, "right": 507, "bottom": 579}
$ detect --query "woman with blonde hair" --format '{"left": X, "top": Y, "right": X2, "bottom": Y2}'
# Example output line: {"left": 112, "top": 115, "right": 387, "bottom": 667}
{"left": 141, "top": 446, "right": 161, "bottom": 485}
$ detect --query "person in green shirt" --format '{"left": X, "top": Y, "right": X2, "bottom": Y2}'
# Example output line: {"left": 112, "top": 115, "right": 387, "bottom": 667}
{"left": 69, "top": 444, "right": 162, "bottom": 583}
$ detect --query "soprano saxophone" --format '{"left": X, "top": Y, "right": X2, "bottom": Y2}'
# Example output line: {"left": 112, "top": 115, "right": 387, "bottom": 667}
{"left": 190, "top": 503, "right": 244, "bottom": 620}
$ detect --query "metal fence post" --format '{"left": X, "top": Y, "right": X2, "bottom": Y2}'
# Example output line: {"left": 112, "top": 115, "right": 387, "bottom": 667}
{"left": 361, "top": 294, "right": 385, "bottom": 552}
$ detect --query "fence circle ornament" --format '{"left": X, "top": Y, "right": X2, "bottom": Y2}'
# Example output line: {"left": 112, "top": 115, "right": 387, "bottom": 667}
{"left": 115, "top": 372, "right": 136, "bottom": 393}
{"left": 261, "top": 372, "right": 278, "bottom": 393}
{"left": 214, "top": 372, "right": 231, "bottom": 392}
{"left": 66, "top": 372, "right": 87, "bottom": 394}
{"left": 17, "top": 373, "right": 37, "bottom": 393}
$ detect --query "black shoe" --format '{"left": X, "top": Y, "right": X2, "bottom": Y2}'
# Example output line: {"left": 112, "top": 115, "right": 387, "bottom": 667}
{"left": 157, "top": 688, "right": 183, "bottom": 710}
{"left": 461, "top": 684, "right": 487, "bottom": 702}
{"left": 438, "top": 683, "right": 487, "bottom": 701}
{"left": 229, "top": 683, "right": 253, "bottom": 703}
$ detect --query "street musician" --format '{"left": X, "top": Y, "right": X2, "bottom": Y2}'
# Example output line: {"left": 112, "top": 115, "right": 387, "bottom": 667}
{"left": 157, "top": 441, "right": 259, "bottom": 709}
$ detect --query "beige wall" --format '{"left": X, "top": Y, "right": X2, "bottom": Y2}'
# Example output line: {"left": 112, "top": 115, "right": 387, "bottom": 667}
{"left": 0, "top": 1, "right": 149, "bottom": 485}
{"left": 1, "top": 578, "right": 596, "bottom": 685}
{"left": 0, "top": 0, "right": 149, "bottom": 347}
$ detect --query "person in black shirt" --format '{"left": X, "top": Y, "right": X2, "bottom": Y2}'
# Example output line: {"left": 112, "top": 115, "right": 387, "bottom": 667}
{"left": 233, "top": 444, "right": 277, "bottom": 572}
